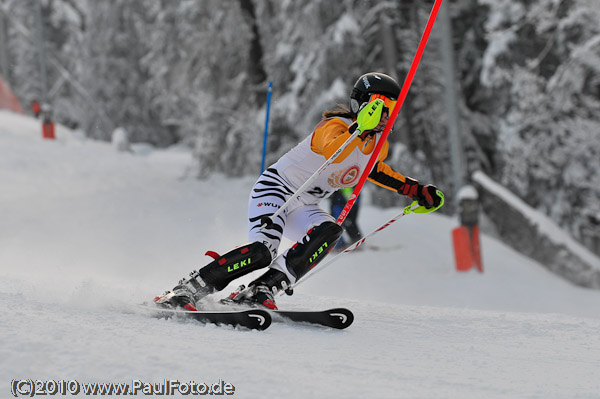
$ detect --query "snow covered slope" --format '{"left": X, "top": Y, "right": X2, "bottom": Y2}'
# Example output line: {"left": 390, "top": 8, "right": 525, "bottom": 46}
{"left": 1, "top": 110, "right": 599, "bottom": 398}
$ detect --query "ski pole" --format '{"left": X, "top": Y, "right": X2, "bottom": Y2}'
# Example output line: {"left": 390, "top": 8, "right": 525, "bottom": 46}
{"left": 336, "top": 0, "right": 444, "bottom": 226}
{"left": 292, "top": 189, "right": 444, "bottom": 290}
{"left": 291, "top": 202, "right": 418, "bottom": 290}
{"left": 259, "top": 127, "right": 361, "bottom": 229}
{"left": 260, "top": 81, "right": 273, "bottom": 174}
{"left": 260, "top": 99, "right": 386, "bottom": 229}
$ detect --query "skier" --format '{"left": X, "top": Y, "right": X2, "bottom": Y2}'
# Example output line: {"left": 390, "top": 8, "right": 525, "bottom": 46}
{"left": 155, "top": 72, "right": 443, "bottom": 311}
{"left": 31, "top": 99, "right": 41, "bottom": 118}
{"left": 330, "top": 187, "right": 362, "bottom": 250}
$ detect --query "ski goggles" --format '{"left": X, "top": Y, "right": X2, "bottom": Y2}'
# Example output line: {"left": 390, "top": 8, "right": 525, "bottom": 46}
{"left": 370, "top": 94, "right": 397, "bottom": 113}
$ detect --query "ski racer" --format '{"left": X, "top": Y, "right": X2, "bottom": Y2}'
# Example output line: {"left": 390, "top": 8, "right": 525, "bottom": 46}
{"left": 155, "top": 72, "right": 443, "bottom": 310}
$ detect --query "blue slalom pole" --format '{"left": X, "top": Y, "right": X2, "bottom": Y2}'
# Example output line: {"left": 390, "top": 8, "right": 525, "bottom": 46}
{"left": 260, "top": 81, "right": 273, "bottom": 174}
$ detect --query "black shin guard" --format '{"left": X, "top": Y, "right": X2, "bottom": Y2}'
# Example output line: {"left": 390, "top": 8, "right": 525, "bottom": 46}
{"left": 198, "top": 242, "right": 272, "bottom": 291}
{"left": 285, "top": 221, "right": 343, "bottom": 282}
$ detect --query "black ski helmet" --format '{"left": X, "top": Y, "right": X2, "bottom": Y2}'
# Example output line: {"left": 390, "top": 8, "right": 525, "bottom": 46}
{"left": 349, "top": 72, "right": 401, "bottom": 115}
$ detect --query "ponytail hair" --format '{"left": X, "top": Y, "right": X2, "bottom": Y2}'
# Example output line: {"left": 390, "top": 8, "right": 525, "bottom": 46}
{"left": 322, "top": 104, "right": 355, "bottom": 120}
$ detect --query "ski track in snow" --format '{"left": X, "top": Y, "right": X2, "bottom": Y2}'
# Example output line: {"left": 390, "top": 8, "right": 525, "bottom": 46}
{"left": 1, "top": 111, "right": 600, "bottom": 398}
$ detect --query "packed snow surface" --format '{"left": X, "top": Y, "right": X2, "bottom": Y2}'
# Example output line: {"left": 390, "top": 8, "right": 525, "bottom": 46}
{"left": 1, "top": 110, "right": 599, "bottom": 398}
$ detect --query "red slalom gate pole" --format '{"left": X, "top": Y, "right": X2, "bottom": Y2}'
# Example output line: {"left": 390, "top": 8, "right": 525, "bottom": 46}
{"left": 336, "top": 0, "right": 444, "bottom": 226}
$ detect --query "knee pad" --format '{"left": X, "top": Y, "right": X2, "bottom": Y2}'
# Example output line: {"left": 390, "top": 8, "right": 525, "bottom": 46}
{"left": 284, "top": 221, "right": 343, "bottom": 281}
{"left": 199, "top": 242, "right": 272, "bottom": 291}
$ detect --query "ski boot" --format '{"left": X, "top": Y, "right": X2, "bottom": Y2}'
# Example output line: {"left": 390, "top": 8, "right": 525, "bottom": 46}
{"left": 225, "top": 284, "right": 277, "bottom": 310}
{"left": 154, "top": 270, "right": 215, "bottom": 311}
{"left": 224, "top": 268, "right": 291, "bottom": 310}
{"left": 155, "top": 242, "right": 273, "bottom": 311}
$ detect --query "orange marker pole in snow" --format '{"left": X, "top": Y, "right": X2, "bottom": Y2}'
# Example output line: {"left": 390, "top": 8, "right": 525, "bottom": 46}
{"left": 452, "top": 226, "right": 482, "bottom": 272}
{"left": 453, "top": 186, "right": 483, "bottom": 272}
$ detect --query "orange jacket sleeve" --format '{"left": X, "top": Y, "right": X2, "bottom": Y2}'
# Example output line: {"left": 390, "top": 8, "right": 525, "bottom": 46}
{"left": 367, "top": 143, "right": 410, "bottom": 192}
{"left": 310, "top": 118, "right": 362, "bottom": 163}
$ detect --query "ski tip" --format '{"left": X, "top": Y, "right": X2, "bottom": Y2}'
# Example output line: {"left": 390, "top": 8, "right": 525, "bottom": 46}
{"left": 327, "top": 308, "right": 354, "bottom": 329}
{"left": 243, "top": 309, "right": 273, "bottom": 330}
{"left": 138, "top": 303, "right": 272, "bottom": 330}
{"left": 273, "top": 307, "right": 354, "bottom": 329}
{"left": 185, "top": 308, "right": 272, "bottom": 331}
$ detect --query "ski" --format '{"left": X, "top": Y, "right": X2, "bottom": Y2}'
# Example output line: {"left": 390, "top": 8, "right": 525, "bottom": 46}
{"left": 272, "top": 307, "right": 354, "bottom": 329}
{"left": 138, "top": 304, "right": 272, "bottom": 331}
{"left": 217, "top": 298, "right": 354, "bottom": 329}
{"left": 185, "top": 308, "right": 271, "bottom": 330}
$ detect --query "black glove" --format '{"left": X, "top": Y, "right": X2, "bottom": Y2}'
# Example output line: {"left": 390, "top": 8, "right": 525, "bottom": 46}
{"left": 397, "top": 179, "right": 442, "bottom": 209}
{"left": 416, "top": 184, "right": 442, "bottom": 209}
